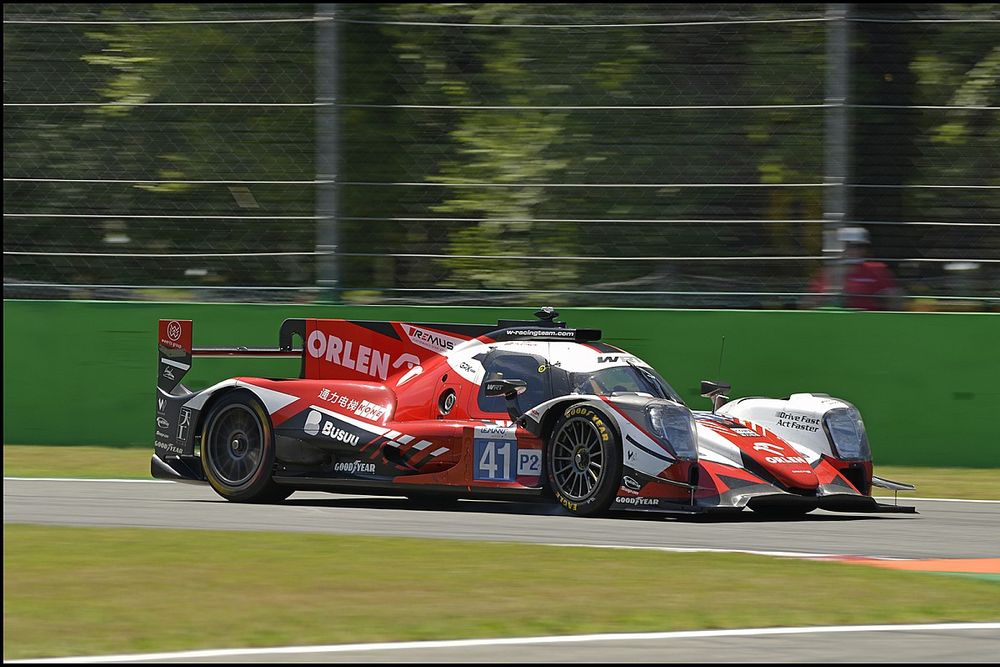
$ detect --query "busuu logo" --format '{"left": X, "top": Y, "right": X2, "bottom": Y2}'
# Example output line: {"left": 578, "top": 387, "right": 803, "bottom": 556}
{"left": 303, "top": 410, "right": 360, "bottom": 446}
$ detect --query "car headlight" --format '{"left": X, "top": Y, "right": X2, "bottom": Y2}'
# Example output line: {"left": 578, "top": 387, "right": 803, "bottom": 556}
{"left": 823, "top": 407, "right": 871, "bottom": 460}
{"left": 646, "top": 403, "right": 698, "bottom": 460}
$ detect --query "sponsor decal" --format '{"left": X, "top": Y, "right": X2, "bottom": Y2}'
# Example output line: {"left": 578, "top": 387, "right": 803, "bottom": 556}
{"left": 765, "top": 455, "right": 809, "bottom": 465}
{"left": 155, "top": 441, "right": 184, "bottom": 455}
{"left": 355, "top": 399, "right": 389, "bottom": 422}
{"left": 753, "top": 442, "right": 785, "bottom": 456}
{"left": 176, "top": 408, "right": 191, "bottom": 442}
{"left": 730, "top": 427, "right": 759, "bottom": 438}
{"left": 166, "top": 320, "right": 182, "bottom": 342}
{"left": 158, "top": 319, "right": 191, "bottom": 351}
{"left": 554, "top": 491, "right": 578, "bottom": 512}
{"left": 315, "top": 390, "right": 388, "bottom": 422}
{"left": 775, "top": 410, "right": 821, "bottom": 433}
{"left": 162, "top": 366, "right": 175, "bottom": 380}
{"left": 403, "top": 325, "right": 463, "bottom": 354}
{"left": 306, "top": 331, "right": 393, "bottom": 380}
{"left": 616, "top": 496, "right": 659, "bottom": 506}
{"left": 157, "top": 398, "right": 166, "bottom": 414}
{"left": 516, "top": 449, "right": 542, "bottom": 477}
{"left": 395, "top": 364, "right": 423, "bottom": 387}
{"left": 155, "top": 431, "right": 172, "bottom": 440}
{"left": 623, "top": 476, "right": 642, "bottom": 491}
{"left": 754, "top": 442, "right": 806, "bottom": 464}
{"left": 320, "top": 420, "right": 360, "bottom": 446}
{"left": 473, "top": 426, "right": 518, "bottom": 481}
{"left": 333, "top": 460, "right": 376, "bottom": 475}
{"left": 505, "top": 328, "right": 575, "bottom": 338}
{"left": 156, "top": 417, "right": 170, "bottom": 429}
{"left": 563, "top": 406, "right": 610, "bottom": 442}
{"left": 459, "top": 361, "right": 477, "bottom": 374}
{"left": 304, "top": 410, "right": 322, "bottom": 436}
{"left": 475, "top": 425, "right": 515, "bottom": 438}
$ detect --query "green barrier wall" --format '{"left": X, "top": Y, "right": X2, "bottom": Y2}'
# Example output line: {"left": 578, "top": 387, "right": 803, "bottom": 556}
{"left": 3, "top": 300, "right": 998, "bottom": 467}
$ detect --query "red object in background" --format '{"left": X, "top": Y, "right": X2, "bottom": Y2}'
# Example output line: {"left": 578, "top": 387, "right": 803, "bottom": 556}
{"left": 809, "top": 262, "right": 899, "bottom": 311}
{"left": 844, "top": 261, "right": 899, "bottom": 311}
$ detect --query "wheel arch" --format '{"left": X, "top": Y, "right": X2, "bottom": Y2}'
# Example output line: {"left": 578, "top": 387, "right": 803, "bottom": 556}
{"left": 539, "top": 397, "right": 623, "bottom": 446}
{"left": 191, "top": 383, "right": 272, "bottom": 449}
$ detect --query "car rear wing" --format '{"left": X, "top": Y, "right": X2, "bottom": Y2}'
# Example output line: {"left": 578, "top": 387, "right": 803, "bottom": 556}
{"left": 157, "top": 319, "right": 304, "bottom": 394}
{"left": 154, "top": 319, "right": 305, "bottom": 467}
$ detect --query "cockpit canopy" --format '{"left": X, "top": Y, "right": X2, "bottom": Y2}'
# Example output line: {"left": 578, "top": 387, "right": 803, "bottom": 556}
{"left": 474, "top": 343, "right": 683, "bottom": 414}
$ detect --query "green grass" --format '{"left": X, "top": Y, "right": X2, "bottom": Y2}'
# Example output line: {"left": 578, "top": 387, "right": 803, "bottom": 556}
{"left": 4, "top": 524, "right": 999, "bottom": 660}
{"left": 4, "top": 445, "right": 999, "bottom": 499}
{"left": 4, "top": 445, "right": 152, "bottom": 479}
{"left": 873, "top": 466, "right": 1000, "bottom": 501}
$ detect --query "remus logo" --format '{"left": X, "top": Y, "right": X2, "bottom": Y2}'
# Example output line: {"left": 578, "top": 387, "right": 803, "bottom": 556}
{"left": 404, "top": 325, "right": 463, "bottom": 354}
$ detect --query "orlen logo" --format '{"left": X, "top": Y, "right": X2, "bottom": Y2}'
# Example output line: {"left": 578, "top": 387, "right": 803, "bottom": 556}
{"left": 307, "top": 331, "right": 395, "bottom": 380}
{"left": 166, "top": 320, "right": 182, "bottom": 342}
{"left": 752, "top": 442, "right": 785, "bottom": 456}
{"left": 754, "top": 442, "right": 807, "bottom": 465}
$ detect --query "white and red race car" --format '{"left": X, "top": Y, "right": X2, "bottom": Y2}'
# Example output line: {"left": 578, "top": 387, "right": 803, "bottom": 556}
{"left": 152, "top": 308, "right": 914, "bottom": 516}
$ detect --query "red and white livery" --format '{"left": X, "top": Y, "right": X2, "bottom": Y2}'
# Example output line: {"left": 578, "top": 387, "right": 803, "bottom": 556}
{"left": 152, "top": 308, "right": 914, "bottom": 516}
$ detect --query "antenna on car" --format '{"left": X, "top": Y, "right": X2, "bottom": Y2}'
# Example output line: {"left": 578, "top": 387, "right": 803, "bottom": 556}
{"left": 701, "top": 336, "right": 731, "bottom": 413}
{"left": 716, "top": 335, "right": 726, "bottom": 377}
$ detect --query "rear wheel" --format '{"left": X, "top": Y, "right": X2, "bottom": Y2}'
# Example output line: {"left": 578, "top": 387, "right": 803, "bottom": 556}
{"left": 546, "top": 405, "right": 621, "bottom": 517}
{"left": 201, "top": 392, "right": 292, "bottom": 503}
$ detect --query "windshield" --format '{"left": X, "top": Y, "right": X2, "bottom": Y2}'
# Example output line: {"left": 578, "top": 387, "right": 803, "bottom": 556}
{"left": 563, "top": 365, "right": 683, "bottom": 404}
{"left": 475, "top": 348, "right": 685, "bottom": 415}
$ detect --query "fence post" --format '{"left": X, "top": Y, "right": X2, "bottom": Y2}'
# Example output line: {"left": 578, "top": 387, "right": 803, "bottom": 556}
{"left": 823, "top": 3, "right": 851, "bottom": 305}
{"left": 315, "top": 4, "right": 340, "bottom": 302}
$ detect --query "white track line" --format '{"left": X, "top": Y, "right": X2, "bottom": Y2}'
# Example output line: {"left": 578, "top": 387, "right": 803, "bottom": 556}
{"left": 543, "top": 543, "right": 885, "bottom": 560}
{"left": 11, "top": 623, "right": 1000, "bottom": 663}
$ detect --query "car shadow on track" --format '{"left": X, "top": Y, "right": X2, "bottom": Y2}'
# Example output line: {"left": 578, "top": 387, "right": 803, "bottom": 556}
{"left": 254, "top": 495, "right": 906, "bottom": 523}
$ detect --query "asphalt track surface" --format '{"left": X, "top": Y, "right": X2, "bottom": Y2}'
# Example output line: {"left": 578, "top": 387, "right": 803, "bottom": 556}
{"left": 6, "top": 479, "right": 1000, "bottom": 662}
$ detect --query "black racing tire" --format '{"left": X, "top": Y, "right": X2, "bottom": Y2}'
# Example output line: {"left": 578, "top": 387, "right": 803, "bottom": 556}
{"left": 545, "top": 404, "right": 622, "bottom": 517}
{"left": 201, "top": 391, "right": 292, "bottom": 503}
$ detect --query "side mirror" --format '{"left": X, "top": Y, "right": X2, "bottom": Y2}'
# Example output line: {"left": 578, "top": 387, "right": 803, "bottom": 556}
{"left": 484, "top": 378, "right": 527, "bottom": 398}
{"left": 484, "top": 378, "right": 528, "bottom": 424}
{"left": 700, "top": 380, "right": 731, "bottom": 413}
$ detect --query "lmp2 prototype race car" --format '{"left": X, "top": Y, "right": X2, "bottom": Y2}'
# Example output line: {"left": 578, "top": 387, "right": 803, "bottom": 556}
{"left": 152, "top": 308, "right": 914, "bottom": 517}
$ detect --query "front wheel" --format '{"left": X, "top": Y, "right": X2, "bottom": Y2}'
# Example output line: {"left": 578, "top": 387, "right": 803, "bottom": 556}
{"left": 201, "top": 392, "right": 292, "bottom": 503}
{"left": 546, "top": 405, "right": 621, "bottom": 517}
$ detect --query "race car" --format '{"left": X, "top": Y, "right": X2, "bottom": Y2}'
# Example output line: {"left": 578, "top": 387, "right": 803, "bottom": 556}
{"left": 152, "top": 307, "right": 915, "bottom": 516}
